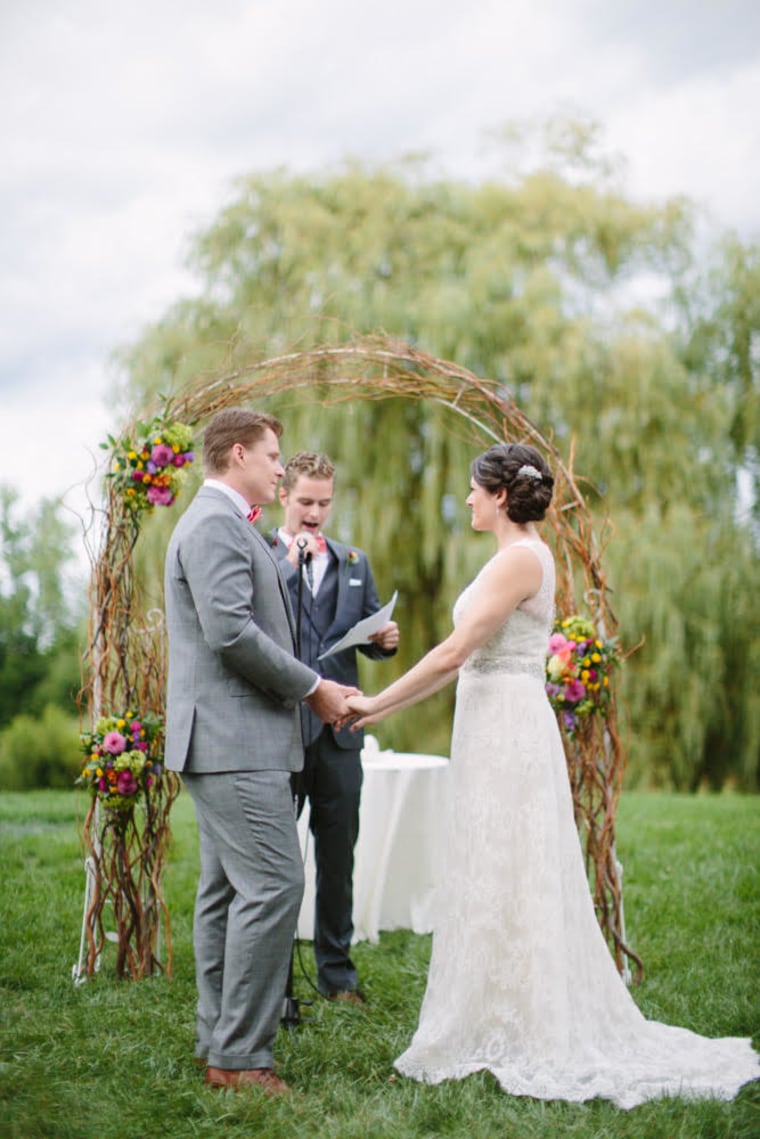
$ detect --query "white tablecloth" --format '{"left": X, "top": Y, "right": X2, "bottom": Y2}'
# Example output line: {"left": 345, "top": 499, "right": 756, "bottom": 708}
{"left": 296, "top": 739, "right": 449, "bottom": 942}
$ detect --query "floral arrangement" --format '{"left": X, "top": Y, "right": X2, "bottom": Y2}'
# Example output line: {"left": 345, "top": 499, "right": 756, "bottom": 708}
{"left": 78, "top": 712, "right": 164, "bottom": 812}
{"left": 546, "top": 615, "right": 619, "bottom": 734}
{"left": 105, "top": 417, "right": 195, "bottom": 513}
{"left": 346, "top": 550, "right": 359, "bottom": 565}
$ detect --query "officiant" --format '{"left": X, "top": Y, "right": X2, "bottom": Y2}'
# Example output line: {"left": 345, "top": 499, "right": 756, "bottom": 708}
{"left": 267, "top": 451, "right": 399, "bottom": 1004}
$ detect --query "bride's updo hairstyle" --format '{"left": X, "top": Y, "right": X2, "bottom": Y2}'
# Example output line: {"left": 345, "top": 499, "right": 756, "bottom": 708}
{"left": 471, "top": 443, "right": 554, "bottom": 523}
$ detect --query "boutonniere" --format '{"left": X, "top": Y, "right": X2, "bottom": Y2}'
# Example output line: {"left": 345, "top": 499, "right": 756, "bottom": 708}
{"left": 346, "top": 550, "right": 359, "bottom": 566}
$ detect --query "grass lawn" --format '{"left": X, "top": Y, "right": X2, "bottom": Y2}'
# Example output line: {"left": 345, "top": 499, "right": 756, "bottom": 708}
{"left": 0, "top": 789, "right": 758, "bottom": 1138}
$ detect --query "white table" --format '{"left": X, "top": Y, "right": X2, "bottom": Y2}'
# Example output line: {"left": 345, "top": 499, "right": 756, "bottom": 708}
{"left": 296, "top": 739, "right": 449, "bottom": 943}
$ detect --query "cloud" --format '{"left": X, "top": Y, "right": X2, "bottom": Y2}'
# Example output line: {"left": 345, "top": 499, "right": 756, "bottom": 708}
{"left": 0, "top": 0, "right": 758, "bottom": 526}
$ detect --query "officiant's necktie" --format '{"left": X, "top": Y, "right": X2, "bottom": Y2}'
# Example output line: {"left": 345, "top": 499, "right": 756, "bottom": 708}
{"left": 247, "top": 506, "right": 262, "bottom": 524}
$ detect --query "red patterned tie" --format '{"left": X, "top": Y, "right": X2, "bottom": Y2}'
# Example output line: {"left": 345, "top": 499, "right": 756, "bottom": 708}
{"left": 247, "top": 506, "right": 262, "bottom": 524}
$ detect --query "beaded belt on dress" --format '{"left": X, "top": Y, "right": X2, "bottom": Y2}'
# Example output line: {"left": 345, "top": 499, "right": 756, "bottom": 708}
{"left": 461, "top": 655, "right": 546, "bottom": 681}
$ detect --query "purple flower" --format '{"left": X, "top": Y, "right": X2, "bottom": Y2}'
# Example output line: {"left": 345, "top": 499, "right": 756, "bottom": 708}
{"left": 564, "top": 679, "right": 586, "bottom": 704}
{"left": 150, "top": 443, "right": 175, "bottom": 468}
{"left": 146, "top": 460, "right": 157, "bottom": 474}
{"left": 102, "top": 731, "right": 127, "bottom": 754}
{"left": 116, "top": 770, "right": 138, "bottom": 796}
{"left": 153, "top": 763, "right": 163, "bottom": 776}
{"left": 562, "top": 711, "right": 577, "bottom": 731}
{"left": 98, "top": 777, "right": 108, "bottom": 792}
{"left": 146, "top": 485, "right": 174, "bottom": 506}
{"left": 183, "top": 451, "right": 195, "bottom": 463}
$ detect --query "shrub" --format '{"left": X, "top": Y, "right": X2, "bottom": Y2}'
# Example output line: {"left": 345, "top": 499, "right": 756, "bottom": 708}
{"left": 0, "top": 704, "right": 81, "bottom": 790}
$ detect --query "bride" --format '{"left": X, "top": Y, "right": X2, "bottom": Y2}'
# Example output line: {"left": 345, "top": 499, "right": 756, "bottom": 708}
{"left": 346, "top": 442, "right": 758, "bottom": 1110}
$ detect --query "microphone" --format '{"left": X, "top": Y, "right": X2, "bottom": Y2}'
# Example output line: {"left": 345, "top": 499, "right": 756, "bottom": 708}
{"left": 296, "top": 536, "right": 311, "bottom": 564}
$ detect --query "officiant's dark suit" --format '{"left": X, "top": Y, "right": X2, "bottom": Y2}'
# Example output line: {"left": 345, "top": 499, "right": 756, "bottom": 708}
{"left": 268, "top": 452, "right": 398, "bottom": 999}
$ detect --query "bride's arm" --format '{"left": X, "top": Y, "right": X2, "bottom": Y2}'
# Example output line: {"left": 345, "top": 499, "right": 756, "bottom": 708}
{"left": 348, "top": 545, "right": 542, "bottom": 728}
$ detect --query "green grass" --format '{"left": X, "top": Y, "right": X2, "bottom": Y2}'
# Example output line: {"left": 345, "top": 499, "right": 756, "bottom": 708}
{"left": 1, "top": 790, "right": 758, "bottom": 1138}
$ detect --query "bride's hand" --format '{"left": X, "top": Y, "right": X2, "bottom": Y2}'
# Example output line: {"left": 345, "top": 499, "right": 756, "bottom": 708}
{"left": 346, "top": 693, "right": 384, "bottom": 730}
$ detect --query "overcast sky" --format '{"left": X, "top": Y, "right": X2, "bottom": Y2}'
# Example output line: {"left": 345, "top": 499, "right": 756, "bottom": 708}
{"left": 1, "top": 0, "right": 759, "bottom": 542}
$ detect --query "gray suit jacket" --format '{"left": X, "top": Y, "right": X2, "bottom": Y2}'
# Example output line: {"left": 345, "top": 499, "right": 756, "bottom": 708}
{"left": 164, "top": 486, "right": 318, "bottom": 774}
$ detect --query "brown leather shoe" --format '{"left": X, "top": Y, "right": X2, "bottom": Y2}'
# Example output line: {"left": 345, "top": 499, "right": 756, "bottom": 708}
{"left": 204, "top": 1066, "right": 290, "bottom": 1095}
{"left": 328, "top": 989, "right": 367, "bottom": 1006}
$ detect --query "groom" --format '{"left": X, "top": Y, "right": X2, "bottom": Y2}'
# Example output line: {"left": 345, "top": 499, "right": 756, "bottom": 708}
{"left": 164, "top": 409, "right": 357, "bottom": 1095}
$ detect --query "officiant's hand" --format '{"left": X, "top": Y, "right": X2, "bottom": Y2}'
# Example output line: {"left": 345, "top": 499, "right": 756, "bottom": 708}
{"left": 368, "top": 620, "right": 399, "bottom": 651}
{"left": 285, "top": 529, "right": 322, "bottom": 568}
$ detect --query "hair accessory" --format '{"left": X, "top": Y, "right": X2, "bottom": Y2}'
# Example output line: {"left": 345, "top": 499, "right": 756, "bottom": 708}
{"left": 516, "top": 464, "right": 543, "bottom": 481}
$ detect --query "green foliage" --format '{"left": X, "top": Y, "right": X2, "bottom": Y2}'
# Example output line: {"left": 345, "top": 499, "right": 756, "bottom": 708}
{"left": 0, "top": 704, "right": 82, "bottom": 790}
{"left": 0, "top": 789, "right": 758, "bottom": 1137}
{"left": 114, "top": 123, "right": 760, "bottom": 788}
{"left": 0, "top": 486, "right": 85, "bottom": 729}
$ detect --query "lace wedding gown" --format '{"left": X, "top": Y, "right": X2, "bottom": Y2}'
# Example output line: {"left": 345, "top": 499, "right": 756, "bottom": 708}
{"left": 394, "top": 538, "right": 758, "bottom": 1109}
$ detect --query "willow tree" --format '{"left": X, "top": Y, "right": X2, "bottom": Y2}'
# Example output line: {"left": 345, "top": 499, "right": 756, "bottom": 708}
{"left": 116, "top": 123, "right": 759, "bottom": 787}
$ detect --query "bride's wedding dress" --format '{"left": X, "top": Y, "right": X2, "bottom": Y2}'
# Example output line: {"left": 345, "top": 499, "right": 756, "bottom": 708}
{"left": 394, "top": 538, "right": 758, "bottom": 1109}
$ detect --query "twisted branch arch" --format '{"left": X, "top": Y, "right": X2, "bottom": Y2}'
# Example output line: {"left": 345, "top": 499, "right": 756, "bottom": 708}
{"left": 82, "top": 335, "right": 641, "bottom": 980}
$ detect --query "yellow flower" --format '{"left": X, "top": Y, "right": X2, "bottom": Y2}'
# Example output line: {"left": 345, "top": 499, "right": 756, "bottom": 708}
{"left": 154, "top": 436, "right": 163, "bottom": 444}
{"left": 141, "top": 450, "right": 150, "bottom": 460}
{"left": 603, "top": 676, "right": 609, "bottom": 687}
{"left": 136, "top": 460, "right": 144, "bottom": 470}
{"left": 143, "top": 474, "right": 152, "bottom": 484}
{"left": 113, "top": 460, "right": 122, "bottom": 470}
{"left": 594, "top": 640, "right": 602, "bottom": 649}
{"left": 581, "top": 669, "right": 590, "bottom": 682}
{"left": 96, "top": 768, "right": 103, "bottom": 777}
{"left": 128, "top": 450, "right": 137, "bottom": 460}
{"left": 126, "top": 488, "right": 136, "bottom": 497}
{"left": 172, "top": 444, "right": 180, "bottom": 453}
{"left": 591, "top": 652, "right": 601, "bottom": 663}
{"left": 116, "top": 719, "right": 126, "bottom": 728}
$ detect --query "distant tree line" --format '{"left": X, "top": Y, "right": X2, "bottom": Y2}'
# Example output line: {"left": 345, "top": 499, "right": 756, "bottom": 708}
{"left": 0, "top": 487, "right": 84, "bottom": 788}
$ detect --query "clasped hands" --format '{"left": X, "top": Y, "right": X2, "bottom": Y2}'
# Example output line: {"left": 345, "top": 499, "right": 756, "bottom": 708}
{"left": 304, "top": 681, "right": 380, "bottom": 732}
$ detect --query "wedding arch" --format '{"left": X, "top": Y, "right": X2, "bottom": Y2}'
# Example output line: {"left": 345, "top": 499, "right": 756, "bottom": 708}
{"left": 74, "top": 335, "right": 643, "bottom": 984}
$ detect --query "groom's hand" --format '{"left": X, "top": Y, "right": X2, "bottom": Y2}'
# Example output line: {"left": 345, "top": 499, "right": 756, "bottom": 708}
{"left": 305, "top": 679, "right": 361, "bottom": 725}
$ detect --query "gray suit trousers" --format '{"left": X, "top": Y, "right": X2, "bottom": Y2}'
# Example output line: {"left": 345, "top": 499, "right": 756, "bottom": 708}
{"left": 183, "top": 770, "right": 304, "bottom": 1070}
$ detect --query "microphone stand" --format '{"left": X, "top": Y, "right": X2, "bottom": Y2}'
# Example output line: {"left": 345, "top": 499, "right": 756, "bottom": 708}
{"left": 281, "top": 536, "right": 313, "bottom": 1033}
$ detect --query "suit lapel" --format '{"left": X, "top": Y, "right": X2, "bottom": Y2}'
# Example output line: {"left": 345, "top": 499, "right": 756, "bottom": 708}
{"left": 330, "top": 540, "right": 349, "bottom": 629}
{"left": 250, "top": 525, "right": 298, "bottom": 638}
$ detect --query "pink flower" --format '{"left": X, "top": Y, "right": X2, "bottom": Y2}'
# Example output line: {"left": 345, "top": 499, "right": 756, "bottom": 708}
{"left": 134, "top": 741, "right": 148, "bottom": 751}
{"left": 548, "top": 633, "right": 569, "bottom": 653}
{"left": 172, "top": 453, "right": 185, "bottom": 467}
{"left": 146, "top": 485, "right": 174, "bottom": 506}
{"left": 102, "top": 731, "right": 127, "bottom": 754}
{"left": 131, "top": 470, "right": 145, "bottom": 481}
{"left": 564, "top": 679, "right": 586, "bottom": 704}
{"left": 130, "top": 720, "right": 142, "bottom": 733}
{"left": 150, "top": 443, "right": 175, "bottom": 468}
{"left": 116, "top": 770, "right": 138, "bottom": 796}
